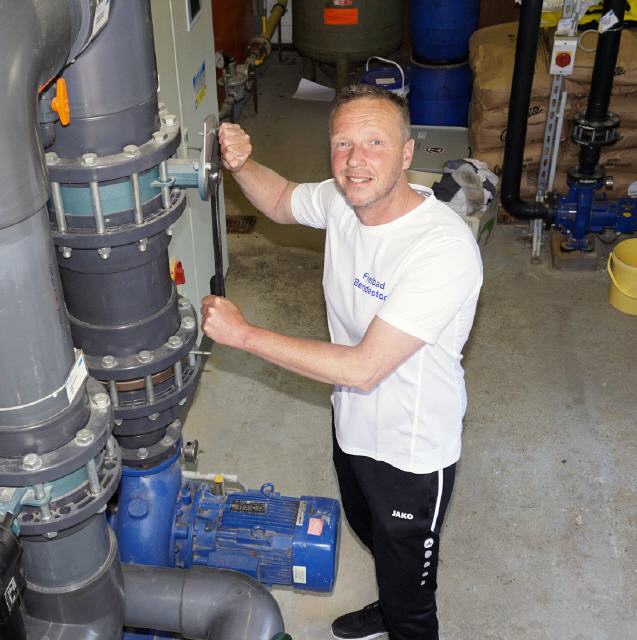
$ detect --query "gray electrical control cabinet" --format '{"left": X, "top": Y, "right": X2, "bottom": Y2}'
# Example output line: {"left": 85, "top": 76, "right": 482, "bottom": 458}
{"left": 151, "top": 0, "right": 228, "bottom": 329}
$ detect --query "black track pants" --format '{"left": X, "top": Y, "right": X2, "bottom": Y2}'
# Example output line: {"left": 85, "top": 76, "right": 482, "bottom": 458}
{"left": 332, "top": 427, "right": 456, "bottom": 640}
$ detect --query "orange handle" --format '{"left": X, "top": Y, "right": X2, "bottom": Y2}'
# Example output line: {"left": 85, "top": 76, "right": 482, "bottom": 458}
{"left": 51, "top": 78, "right": 70, "bottom": 126}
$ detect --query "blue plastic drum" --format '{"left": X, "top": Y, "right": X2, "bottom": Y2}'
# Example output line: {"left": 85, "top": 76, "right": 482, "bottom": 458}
{"left": 410, "top": 0, "right": 481, "bottom": 64}
{"left": 409, "top": 60, "right": 472, "bottom": 126}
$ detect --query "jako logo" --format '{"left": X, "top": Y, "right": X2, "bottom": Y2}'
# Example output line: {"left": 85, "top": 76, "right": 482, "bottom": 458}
{"left": 392, "top": 510, "right": 413, "bottom": 520}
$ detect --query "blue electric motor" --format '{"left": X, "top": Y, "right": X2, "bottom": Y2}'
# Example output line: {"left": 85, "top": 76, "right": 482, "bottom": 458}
{"left": 113, "top": 453, "right": 341, "bottom": 594}
{"left": 172, "top": 481, "right": 340, "bottom": 592}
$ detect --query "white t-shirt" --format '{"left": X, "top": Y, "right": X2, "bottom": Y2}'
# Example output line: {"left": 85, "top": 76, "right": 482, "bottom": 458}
{"left": 291, "top": 179, "right": 483, "bottom": 474}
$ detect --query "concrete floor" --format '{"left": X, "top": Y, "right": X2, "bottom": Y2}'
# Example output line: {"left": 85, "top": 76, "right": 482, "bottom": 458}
{"left": 184, "top": 55, "right": 636, "bottom": 640}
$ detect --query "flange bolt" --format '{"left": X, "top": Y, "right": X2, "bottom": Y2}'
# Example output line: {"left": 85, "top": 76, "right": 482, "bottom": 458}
{"left": 82, "top": 152, "right": 98, "bottom": 166}
{"left": 22, "top": 453, "right": 42, "bottom": 471}
{"left": 182, "top": 317, "right": 195, "bottom": 331}
{"left": 161, "top": 113, "right": 177, "bottom": 126}
{"left": 102, "top": 354, "right": 117, "bottom": 369}
{"left": 92, "top": 393, "right": 110, "bottom": 410}
{"left": 137, "top": 350, "right": 153, "bottom": 363}
{"left": 75, "top": 429, "right": 94, "bottom": 446}
{"left": 167, "top": 335, "right": 183, "bottom": 349}
{"left": 123, "top": 144, "right": 140, "bottom": 158}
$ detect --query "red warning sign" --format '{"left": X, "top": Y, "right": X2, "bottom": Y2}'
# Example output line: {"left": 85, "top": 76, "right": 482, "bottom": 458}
{"left": 324, "top": 8, "right": 359, "bottom": 25}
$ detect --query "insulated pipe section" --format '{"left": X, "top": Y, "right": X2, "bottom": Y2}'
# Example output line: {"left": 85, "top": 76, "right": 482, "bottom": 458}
{"left": 0, "top": 0, "right": 87, "bottom": 230}
{"left": 500, "top": 0, "right": 550, "bottom": 220}
{"left": 122, "top": 564, "right": 285, "bottom": 640}
{"left": 53, "top": 0, "right": 160, "bottom": 157}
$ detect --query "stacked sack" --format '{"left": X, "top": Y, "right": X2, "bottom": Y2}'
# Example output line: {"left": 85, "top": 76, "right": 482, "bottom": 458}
{"left": 468, "top": 22, "right": 566, "bottom": 182}
{"left": 468, "top": 22, "right": 637, "bottom": 201}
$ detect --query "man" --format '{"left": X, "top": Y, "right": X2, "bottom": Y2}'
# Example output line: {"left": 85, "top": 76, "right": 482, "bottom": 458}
{"left": 201, "top": 84, "right": 482, "bottom": 640}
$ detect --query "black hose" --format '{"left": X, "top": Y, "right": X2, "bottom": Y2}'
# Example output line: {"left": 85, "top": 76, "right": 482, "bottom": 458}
{"left": 500, "top": 0, "right": 550, "bottom": 220}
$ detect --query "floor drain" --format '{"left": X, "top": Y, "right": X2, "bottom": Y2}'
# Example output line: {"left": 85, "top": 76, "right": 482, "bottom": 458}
{"left": 226, "top": 215, "right": 257, "bottom": 234}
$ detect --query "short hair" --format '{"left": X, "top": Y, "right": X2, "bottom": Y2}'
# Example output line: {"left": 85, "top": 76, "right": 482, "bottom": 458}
{"left": 329, "top": 83, "right": 411, "bottom": 142}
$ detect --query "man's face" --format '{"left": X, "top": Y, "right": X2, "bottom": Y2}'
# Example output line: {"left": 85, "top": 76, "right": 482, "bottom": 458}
{"left": 330, "top": 98, "right": 413, "bottom": 212}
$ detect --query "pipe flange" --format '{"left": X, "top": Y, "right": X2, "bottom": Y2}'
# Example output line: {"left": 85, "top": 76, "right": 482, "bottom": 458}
{"left": 46, "top": 124, "right": 181, "bottom": 184}
{"left": 51, "top": 189, "right": 186, "bottom": 249}
{"left": 86, "top": 298, "right": 198, "bottom": 381}
{"left": 112, "top": 359, "right": 199, "bottom": 421}
{"left": 572, "top": 112, "right": 620, "bottom": 148}
{"left": 119, "top": 420, "right": 182, "bottom": 468}
{"left": 566, "top": 166, "right": 605, "bottom": 187}
{"left": 0, "top": 380, "right": 91, "bottom": 457}
{"left": 0, "top": 379, "right": 112, "bottom": 486}
{"left": 113, "top": 401, "right": 184, "bottom": 438}
{"left": 16, "top": 443, "right": 121, "bottom": 536}
{"left": 248, "top": 36, "right": 272, "bottom": 61}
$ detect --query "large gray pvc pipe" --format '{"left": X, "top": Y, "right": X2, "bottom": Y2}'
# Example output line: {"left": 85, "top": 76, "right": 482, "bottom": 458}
{"left": 53, "top": 0, "right": 160, "bottom": 157}
{"left": 0, "top": 0, "right": 87, "bottom": 425}
{"left": 23, "top": 517, "right": 125, "bottom": 639}
{"left": 21, "top": 513, "right": 112, "bottom": 587}
{"left": 0, "top": 208, "right": 76, "bottom": 425}
{"left": 0, "top": 0, "right": 82, "bottom": 230}
{"left": 122, "top": 564, "right": 286, "bottom": 640}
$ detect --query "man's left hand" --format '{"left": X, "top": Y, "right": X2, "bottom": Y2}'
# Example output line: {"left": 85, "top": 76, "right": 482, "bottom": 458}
{"left": 200, "top": 295, "right": 249, "bottom": 348}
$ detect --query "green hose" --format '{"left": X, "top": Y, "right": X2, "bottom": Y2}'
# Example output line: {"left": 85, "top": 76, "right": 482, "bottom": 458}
{"left": 270, "top": 634, "right": 293, "bottom": 640}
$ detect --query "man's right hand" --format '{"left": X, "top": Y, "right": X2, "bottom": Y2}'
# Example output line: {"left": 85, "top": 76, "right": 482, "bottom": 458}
{"left": 216, "top": 122, "right": 297, "bottom": 224}
{"left": 219, "top": 122, "right": 252, "bottom": 173}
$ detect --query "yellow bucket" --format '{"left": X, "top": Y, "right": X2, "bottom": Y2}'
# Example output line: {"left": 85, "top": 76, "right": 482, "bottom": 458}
{"left": 607, "top": 238, "right": 637, "bottom": 315}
